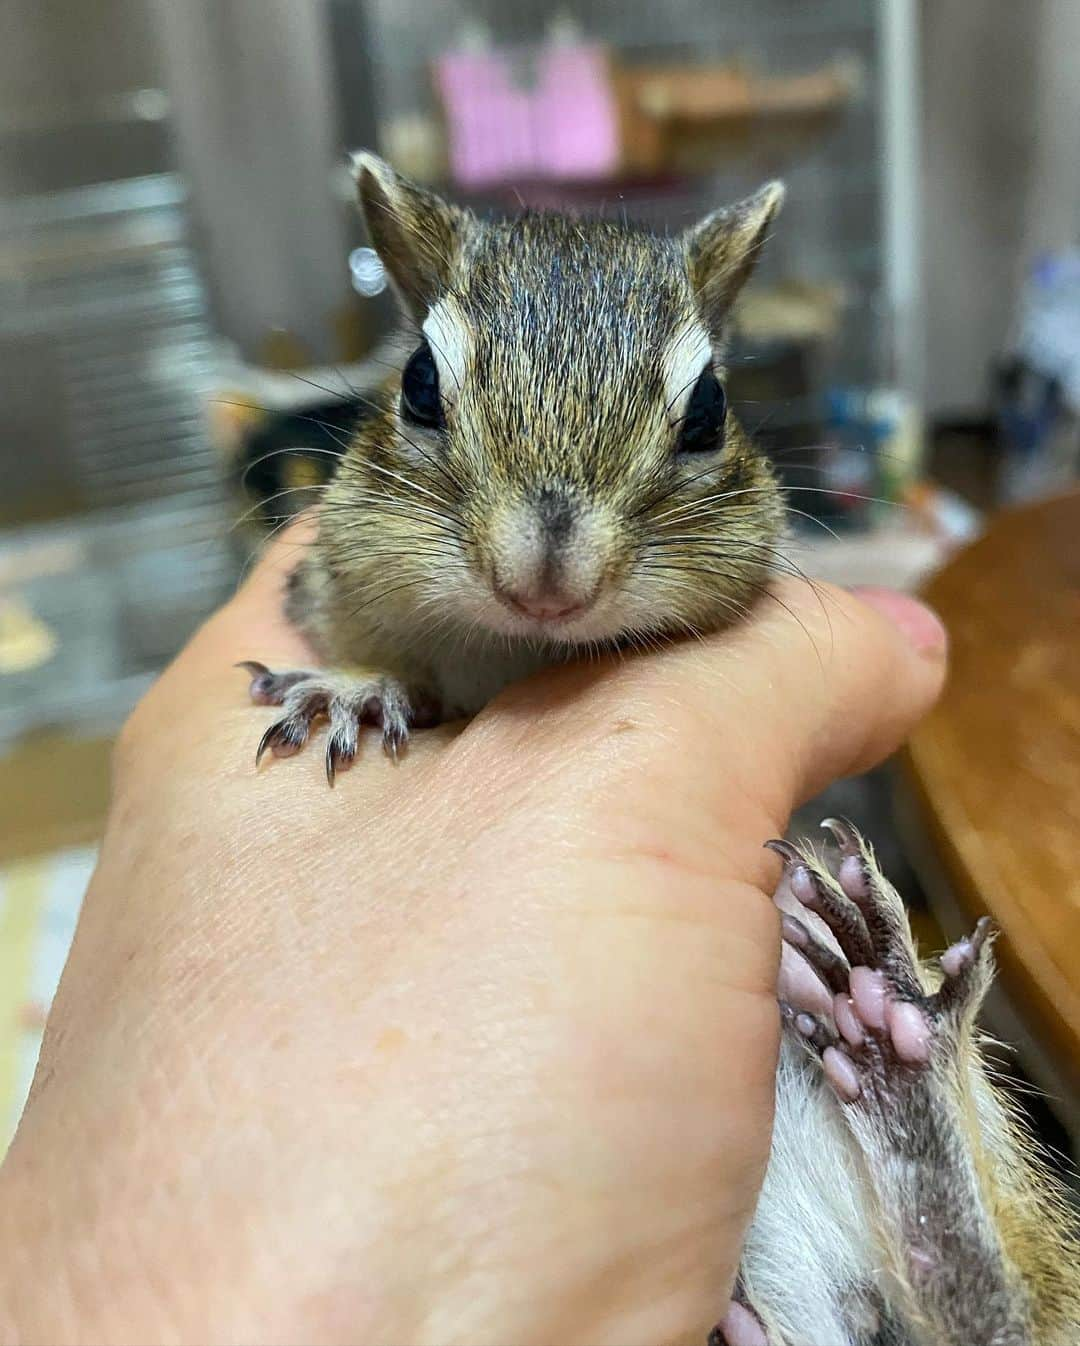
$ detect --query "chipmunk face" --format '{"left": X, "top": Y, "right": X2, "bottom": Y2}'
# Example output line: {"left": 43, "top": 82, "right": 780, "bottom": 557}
{"left": 346, "top": 153, "right": 786, "bottom": 646}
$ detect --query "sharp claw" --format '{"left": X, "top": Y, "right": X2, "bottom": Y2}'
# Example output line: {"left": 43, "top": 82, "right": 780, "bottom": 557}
{"left": 971, "top": 915, "right": 995, "bottom": 951}
{"left": 255, "top": 722, "right": 277, "bottom": 767}
{"left": 256, "top": 719, "right": 306, "bottom": 766}
{"left": 325, "top": 735, "right": 355, "bottom": 786}
{"left": 821, "top": 816, "right": 861, "bottom": 855}
{"left": 764, "top": 838, "right": 802, "bottom": 868}
{"left": 236, "top": 660, "right": 269, "bottom": 676}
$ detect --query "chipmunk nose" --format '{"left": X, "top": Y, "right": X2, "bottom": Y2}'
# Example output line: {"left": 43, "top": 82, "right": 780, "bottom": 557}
{"left": 489, "top": 489, "right": 604, "bottom": 624}
{"left": 497, "top": 585, "right": 587, "bottom": 622}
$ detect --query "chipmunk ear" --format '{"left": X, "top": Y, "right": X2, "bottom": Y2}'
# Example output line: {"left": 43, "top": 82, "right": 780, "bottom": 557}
{"left": 349, "top": 151, "right": 474, "bottom": 321}
{"left": 683, "top": 181, "right": 785, "bottom": 327}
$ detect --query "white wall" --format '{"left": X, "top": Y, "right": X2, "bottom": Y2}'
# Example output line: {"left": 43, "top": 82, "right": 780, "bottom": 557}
{"left": 921, "top": 0, "right": 1080, "bottom": 416}
{"left": 152, "top": 0, "right": 350, "bottom": 362}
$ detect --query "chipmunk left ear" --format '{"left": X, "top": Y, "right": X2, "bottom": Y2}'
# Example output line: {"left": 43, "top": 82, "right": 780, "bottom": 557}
{"left": 349, "top": 151, "right": 475, "bottom": 322}
{"left": 683, "top": 181, "right": 785, "bottom": 327}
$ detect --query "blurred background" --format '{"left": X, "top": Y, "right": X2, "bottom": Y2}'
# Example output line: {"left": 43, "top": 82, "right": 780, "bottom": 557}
{"left": 1, "top": 0, "right": 1077, "bottom": 1158}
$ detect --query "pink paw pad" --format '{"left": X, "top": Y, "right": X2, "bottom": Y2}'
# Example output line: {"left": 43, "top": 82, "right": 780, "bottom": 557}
{"left": 237, "top": 660, "right": 311, "bottom": 707}
{"left": 249, "top": 677, "right": 278, "bottom": 705}
{"left": 849, "top": 966, "right": 887, "bottom": 1030}
{"left": 834, "top": 992, "right": 865, "bottom": 1047}
{"left": 789, "top": 864, "right": 816, "bottom": 907}
{"left": 838, "top": 852, "right": 869, "bottom": 900}
{"left": 778, "top": 936, "right": 835, "bottom": 1017}
{"left": 823, "top": 1045, "right": 861, "bottom": 1101}
{"left": 940, "top": 941, "right": 972, "bottom": 977}
{"left": 940, "top": 917, "right": 992, "bottom": 979}
{"left": 716, "top": 1300, "right": 768, "bottom": 1346}
{"left": 887, "top": 999, "right": 932, "bottom": 1063}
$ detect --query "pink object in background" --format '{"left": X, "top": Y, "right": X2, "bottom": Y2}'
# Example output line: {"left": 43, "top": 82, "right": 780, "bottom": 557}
{"left": 434, "top": 42, "right": 619, "bottom": 188}
{"left": 534, "top": 44, "right": 619, "bottom": 180}
{"left": 435, "top": 51, "right": 534, "bottom": 188}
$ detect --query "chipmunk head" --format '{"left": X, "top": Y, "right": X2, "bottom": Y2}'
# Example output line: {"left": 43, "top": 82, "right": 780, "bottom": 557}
{"left": 349, "top": 152, "right": 786, "bottom": 644}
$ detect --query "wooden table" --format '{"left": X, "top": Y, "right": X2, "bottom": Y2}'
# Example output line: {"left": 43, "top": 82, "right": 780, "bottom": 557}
{"left": 902, "top": 491, "right": 1080, "bottom": 1105}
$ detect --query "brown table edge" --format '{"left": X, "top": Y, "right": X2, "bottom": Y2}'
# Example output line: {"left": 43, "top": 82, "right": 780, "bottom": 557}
{"left": 898, "top": 744, "right": 1080, "bottom": 1106}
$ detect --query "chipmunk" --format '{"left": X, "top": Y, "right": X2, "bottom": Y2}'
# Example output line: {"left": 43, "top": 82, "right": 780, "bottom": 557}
{"left": 239, "top": 155, "right": 1080, "bottom": 1345}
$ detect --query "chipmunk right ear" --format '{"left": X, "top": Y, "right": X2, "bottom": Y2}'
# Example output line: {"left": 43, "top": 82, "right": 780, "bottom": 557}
{"left": 349, "top": 151, "right": 474, "bottom": 322}
{"left": 683, "top": 181, "right": 785, "bottom": 328}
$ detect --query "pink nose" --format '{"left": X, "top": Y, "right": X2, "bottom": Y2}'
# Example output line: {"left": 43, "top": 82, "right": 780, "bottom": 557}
{"left": 498, "top": 585, "right": 588, "bottom": 623}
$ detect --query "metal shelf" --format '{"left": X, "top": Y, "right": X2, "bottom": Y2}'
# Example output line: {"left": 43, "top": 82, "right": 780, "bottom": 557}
{"left": 0, "top": 500, "right": 239, "bottom": 748}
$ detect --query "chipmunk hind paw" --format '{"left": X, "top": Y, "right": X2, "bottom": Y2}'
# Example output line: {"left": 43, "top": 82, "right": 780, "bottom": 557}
{"left": 773, "top": 819, "right": 996, "bottom": 1101}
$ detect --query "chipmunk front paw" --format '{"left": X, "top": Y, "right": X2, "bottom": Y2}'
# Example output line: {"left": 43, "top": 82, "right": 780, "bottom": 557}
{"left": 770, "top": 818, "right": 994, "bottom": 1105}
{"left": 237, "top": 661, "right": 440, "bottom": 781}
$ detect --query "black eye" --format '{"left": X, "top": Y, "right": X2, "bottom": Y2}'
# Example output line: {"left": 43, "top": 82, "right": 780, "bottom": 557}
{"left": 677, "top": 367, "right": 727, "bottom": 454}
{"left": 400, "top": 341, "right": 444, "bottom": 429}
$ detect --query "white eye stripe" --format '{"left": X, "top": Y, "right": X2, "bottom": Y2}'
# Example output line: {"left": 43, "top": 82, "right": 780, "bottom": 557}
{"left": 662, "top": 320, "right": 713, "bottom": 419}
{"left": 422, "top": 300, "right": 469, "bottom": 397}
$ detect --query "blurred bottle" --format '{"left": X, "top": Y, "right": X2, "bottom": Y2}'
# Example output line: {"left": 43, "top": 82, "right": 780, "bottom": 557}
{"left": 997, "top": 251, "right": 1080, "bottom": 504}
{"left": 816, "top": 386, "right": 917, "bottom": 531}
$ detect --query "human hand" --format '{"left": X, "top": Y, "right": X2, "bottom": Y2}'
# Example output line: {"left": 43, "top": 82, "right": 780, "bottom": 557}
{"left": 0, "top": 530, "right": 945, "bottom": 1346}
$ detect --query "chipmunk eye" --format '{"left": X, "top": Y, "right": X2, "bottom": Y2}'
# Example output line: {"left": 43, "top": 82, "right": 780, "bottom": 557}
{"left": 677, "top": 367, "right": 727, "bottom": 454}
{"left": 400, "top": 340, "right": 444, "bottom": 430}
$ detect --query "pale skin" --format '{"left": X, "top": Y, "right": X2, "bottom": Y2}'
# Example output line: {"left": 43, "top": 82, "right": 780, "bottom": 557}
{"left": 0, "top": 527, "right": 946, "bottom": 1346}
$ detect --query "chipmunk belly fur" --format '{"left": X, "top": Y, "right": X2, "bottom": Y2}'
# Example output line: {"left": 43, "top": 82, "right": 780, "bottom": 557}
{"left": 241, "top": 154, "right": 1080, "bottom": 1344}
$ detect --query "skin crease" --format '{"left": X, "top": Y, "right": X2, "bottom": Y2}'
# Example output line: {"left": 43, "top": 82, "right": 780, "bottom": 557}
{"left": 0, "top": 523, "right": 945, "bottom": 1346}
